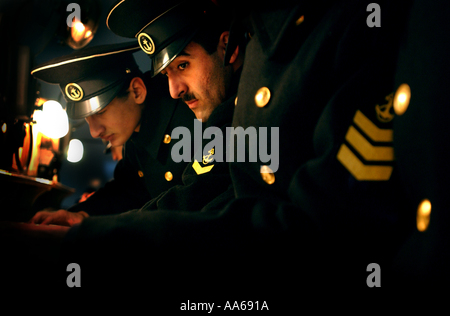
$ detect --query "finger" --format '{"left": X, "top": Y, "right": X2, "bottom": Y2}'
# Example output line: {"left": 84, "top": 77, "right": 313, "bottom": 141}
{"left": 28, "top": 213, "right": 43, "bottom": 224}
{"left": 40, "top": 216, "right": 56, "bottom": 226}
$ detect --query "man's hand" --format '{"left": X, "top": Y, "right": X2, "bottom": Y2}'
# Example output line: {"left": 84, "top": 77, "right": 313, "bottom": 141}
{"left": 29, "top": 209, "right": 89, "bottom": 226}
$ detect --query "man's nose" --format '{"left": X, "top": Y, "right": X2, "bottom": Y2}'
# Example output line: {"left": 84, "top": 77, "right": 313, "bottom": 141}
{"left": 85, "top": 116, "right": 105, "bottom": 138}
{"left": 168, "top": 77, "right": 187, "bottom": 100}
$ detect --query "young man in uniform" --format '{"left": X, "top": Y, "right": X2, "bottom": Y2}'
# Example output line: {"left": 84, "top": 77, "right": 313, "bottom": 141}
{"left": 28, "top": 41, "right": 196, "bottom": 224}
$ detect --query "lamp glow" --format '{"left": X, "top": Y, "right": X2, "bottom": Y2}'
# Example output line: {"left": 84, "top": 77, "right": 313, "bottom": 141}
{"left": 35, "top": 100, "right": 69, "bottom": 139}
{"left": 67, "top": 139, "right": 84, "bottom": 163}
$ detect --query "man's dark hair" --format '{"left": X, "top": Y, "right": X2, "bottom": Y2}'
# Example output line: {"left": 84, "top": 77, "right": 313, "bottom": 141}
{"left": 115, "top": 71, "right": 143, "bottom": 99}
{"left": 191, "top": 9, "right": 232, "bottom": 54}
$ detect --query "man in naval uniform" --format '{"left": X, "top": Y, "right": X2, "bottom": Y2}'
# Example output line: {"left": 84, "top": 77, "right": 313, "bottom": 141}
{"left": 29, "top": 41, "right": 196, "bottom": 224}
{"left": 103, "top": 1, "right": 245, "bottom": 212}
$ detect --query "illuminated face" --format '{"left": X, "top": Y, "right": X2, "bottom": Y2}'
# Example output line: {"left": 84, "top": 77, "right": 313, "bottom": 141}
{"left": 160, "top": 41, "right": 233, "bottom": 122}
{"left": 84, "top": 93, "right": 143, "bottom": 147}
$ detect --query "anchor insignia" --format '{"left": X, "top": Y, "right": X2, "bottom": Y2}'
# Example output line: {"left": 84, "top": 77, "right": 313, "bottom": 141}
{"left": 65, "top": 83, "right": 83, "bottom": 101}
{"left": 138, "top": 33, "right": 155, "bottom": 55}
{"left": 202, "top": 148, "right": 215, "bottom": 165}
{"left": 375, "top": 93, "right": 395, "bottom": 123}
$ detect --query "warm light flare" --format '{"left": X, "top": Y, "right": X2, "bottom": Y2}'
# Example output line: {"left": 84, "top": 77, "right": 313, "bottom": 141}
{"left": 71, "top": 20, "right": 87, "bottom": 42}
{"left": 33, "top": 100, "right": 69, "bottom": 139}
{"left": 417, "top": 199, "right": 432, "bottom": 232}
{"left": 394, "top": 83, "right": 411, "bottom": 115}
{"left": 1, "top": 123, "right": 6, "bottom": 133}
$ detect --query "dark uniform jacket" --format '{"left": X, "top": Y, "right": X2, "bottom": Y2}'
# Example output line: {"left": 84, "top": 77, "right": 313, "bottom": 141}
{"left": 388, "top": 0, "right": 450, "bottom": 286}
{"left": 67, "top": 75, "right": 196, "bottom": 216}
{"left": 137, "top": 92, "right": 235, "bottom": 213}
{"left": 58, "top": 1, "right": 424, "bottom": 296}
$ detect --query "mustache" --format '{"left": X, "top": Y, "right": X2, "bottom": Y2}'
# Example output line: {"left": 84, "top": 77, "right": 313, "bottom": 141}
{"left": 182, "top": 93, "right": 196, "bottom": 103}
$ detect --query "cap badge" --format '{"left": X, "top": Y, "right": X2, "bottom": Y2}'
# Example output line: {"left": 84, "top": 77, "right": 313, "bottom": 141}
{"left": 138, "top": 33, "right": 155, "bottom": 55}
{"left": 65, "top": 83, "right": 84, "bottom": 101}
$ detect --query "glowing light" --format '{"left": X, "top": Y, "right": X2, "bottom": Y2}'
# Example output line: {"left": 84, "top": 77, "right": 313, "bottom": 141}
{"left": 34, "top": 100, "right": 69, "bottom": 139}
{"left": 394, "top": 83, "right": 411, "bottom": 115}
{"left": 1, "top": 123, "right": 6, "bottom": 133}
{"left": 85, "top": 30, "right": 92, "bottom": 38}
{"left": 417, "top": 199, "right": 432, "bottom": 232}
{"left": 71, "top": 20, "right": 86, "bottom": 42}
{"left": 397, "top": 93, "right": 407, "bottom": 104}
{"left": 67, "top": 139, "right": 84, "bottom": 163}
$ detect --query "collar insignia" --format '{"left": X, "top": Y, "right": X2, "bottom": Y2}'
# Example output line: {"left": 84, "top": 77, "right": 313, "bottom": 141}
{"left": 375, "top": 93, "right": 395, "bottom": 123}
{"left": 202, "top": 148, "right": 215, "bottom": 165}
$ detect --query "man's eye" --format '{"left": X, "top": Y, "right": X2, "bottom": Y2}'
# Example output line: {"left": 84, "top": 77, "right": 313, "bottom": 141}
{"left": 178, "top": 62, "right": 188, "bottom": 70}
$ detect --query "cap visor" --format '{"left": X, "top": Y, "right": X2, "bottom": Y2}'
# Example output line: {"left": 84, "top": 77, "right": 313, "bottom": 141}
{"left": 151, "top": 28, "right": 199, "bottom": 77}
{"left": 66, "top": 81, "right": 125, "bottom": 119}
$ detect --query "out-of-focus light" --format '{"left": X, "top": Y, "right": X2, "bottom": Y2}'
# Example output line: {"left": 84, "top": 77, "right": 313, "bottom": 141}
{"left": 35, "top": 97, "right": 47, "bottom": 107}
{"left": 34, "top": 100, "right": 69, "bottom": 139}
{"left": 1, "top": 123, "right": 6, "bottom": 133}
{"left": 417, "top": 199, "right": 432, "bottom": 232}
{"left": 67, "top": 139, "right": 84, "bottom": 163}
{"left": 71, "top": 20, "right": 86, "bottom": 42}
{"left": 394, "top": 83, "right": 411, "bottom": 115}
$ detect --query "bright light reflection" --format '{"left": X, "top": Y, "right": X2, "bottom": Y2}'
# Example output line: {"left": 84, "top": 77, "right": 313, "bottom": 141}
{"left": 67, "top": 139, "right": 84, "bottom": 163}
{"left": 35, "top": 100, "right": 69, "bottom": 139}
{"left": 72, "top": 20, "right": 86, "bottom": 42}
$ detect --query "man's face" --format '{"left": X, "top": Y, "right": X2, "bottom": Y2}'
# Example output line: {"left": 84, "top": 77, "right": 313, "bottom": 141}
{"left": 160, "top": 41, "right": 232, "bottom": 122}
{"left": 85, "top": 92, "right": 142, "bottom": 147}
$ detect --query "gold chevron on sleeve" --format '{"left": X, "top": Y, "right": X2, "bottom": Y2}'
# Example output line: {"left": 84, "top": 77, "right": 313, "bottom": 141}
{"left": 192, "top": 160, "right": 214, "bottom": 175}
{"left": 345, "top": 126, "right": 394, "bottom": 161}
{"left": 337, "top": 144, "right": 393, "bottom": 181}
{"left": 353, "top": 110, "right": 393, "bottom": 142}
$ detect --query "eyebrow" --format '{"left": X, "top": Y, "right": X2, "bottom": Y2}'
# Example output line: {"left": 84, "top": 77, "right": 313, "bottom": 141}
{"left": 161, "top": 50, "right": 191, "bottom": 75}
{"left": 177, "top": 50, "right": 190, "bottom": 57}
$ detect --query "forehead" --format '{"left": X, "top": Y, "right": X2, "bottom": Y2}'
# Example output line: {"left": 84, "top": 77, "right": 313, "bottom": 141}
{"left": 168, "top": 42, "right": 208, "bottom": 64}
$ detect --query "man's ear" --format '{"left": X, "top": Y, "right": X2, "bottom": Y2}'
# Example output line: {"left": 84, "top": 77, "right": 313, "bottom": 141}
{"left": 218, "top": 31, "right": 239, "bottom": 65}
{"left": 129, "top": 77, "right": 147, "bottom": 104}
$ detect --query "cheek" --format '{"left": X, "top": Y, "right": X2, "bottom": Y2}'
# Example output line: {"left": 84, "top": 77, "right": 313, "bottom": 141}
{"left": 122, "top": 104, "right": 142, "bottom": 130}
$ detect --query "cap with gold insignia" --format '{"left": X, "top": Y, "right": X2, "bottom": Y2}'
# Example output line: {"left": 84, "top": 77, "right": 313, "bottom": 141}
{"left": 31, "top": 41, "right": 141, "bottom": 119}
{"left": 106, "top": 0, "right": 219, "bottom": 76}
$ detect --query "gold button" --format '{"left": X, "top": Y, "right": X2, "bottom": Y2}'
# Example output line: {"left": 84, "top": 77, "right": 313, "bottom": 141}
{"left": 416, "top": 199, "right": 432, "bottom": 232}
{"left": 393, "top": 83, "right": 411, "bottom": 115}
{"left": 295, "top": 15, "right": 305, "bottom": 26}
{"left": 235, "top": 96, "right": 238, "bottom": 106}
{"left": 138, "top": 170, "right": 144, "bottom": 177}
{"left": 163, "top": 134, "right": 171, "bottom": 144}
{"left": 255, "top": 87, "right": 271, "bottom": 108}
{"left": 165, "top": 171, "right": 173, "bottom": 181}
{"left": 260, "top": 165, "right": 275, "bottom": 185}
